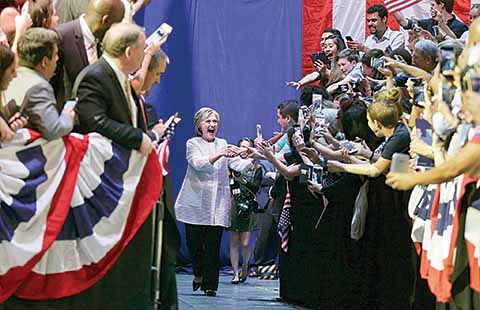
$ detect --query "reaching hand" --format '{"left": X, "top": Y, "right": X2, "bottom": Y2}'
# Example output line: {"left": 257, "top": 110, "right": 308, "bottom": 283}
{"left": 307, "top": 180, "right": 323, "bottom": 194}
{"left": 385, "top": 172, "right": 416, "bottom": 190}
{"left": 15, "top": 10, "right": 32, "bottom": 37}
{"left": 301, "top": 147, "right": 322, "bottom": 165}
{"left": 256, "top": 141, "right": 274, "bottom": 159}
{"left": 327, "top": 160, "right": 344, "bottom": 173}
{"left": 286, "top": 81, "right": 301, "bottom": 90}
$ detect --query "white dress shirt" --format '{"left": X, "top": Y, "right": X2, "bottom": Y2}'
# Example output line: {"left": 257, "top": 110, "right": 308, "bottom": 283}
{"left": 79, "top": 14, "right": 97, "bottom": 64}
{"left": 365, "top": 27, "right": 405, "bottom": 52}
{"left": 102, "top": 54, "right": 138, "bottom": 128}
{"left": 175, "top": 137, "right": 253, "bottom": 227}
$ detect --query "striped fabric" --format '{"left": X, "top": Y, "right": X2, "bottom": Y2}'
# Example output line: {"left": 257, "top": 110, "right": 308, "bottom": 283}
{"left": 385, "top": 0, "right": 422, "bottom": 13}
{"left": 0, "top": 130, "right": 162, "bottom": 302}
{"left": 278, "top": 190, "right": 292, "bottom": 253}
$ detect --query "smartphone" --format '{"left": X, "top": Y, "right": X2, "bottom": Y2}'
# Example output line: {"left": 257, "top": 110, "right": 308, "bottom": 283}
{"left": 390, "top": 153, "right": 410, "bottom": 173}
{"left": 415, "top": 118, "right": 434, "bottom": 169}
{"left": 463, "top": 73, "right": 480, "bottom": 94}
{"left": 256, "top": 124, "right": 263, "bottom": 140}
{"left": 63, "top": 97, "right": 78, "bottom": 111}
{"left": 310, "top": 52, "right": 329, "bottom": 65}
{"left": 21, "top": 1, "right": 29, "bottom": 15}
{"left": 371, "top": 58, "right": 385, "bottom": 70}
{"left": 440, "top": 48, "right": 456, "bottom": 73}
{"left": 339, "top": 84, "right": 349, "bottom": 93}
{"left": 146, "top": 22, "right": 173, "bottom": 46}
{"left": 340, "top": 140, "right": 358, "bottom": 155}
{"left": 311, "top": 165, "right": 323, "bottom": 184}
{"left": 472, "top": 75, "right": 480, "bottom": 93}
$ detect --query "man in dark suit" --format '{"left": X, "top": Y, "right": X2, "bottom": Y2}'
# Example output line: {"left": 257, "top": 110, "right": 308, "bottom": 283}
{"left": 74, "top": 22, "right": 166, "bottom": 155}
{"left": 51, "top": 0, "right": 124, "bottom": 106}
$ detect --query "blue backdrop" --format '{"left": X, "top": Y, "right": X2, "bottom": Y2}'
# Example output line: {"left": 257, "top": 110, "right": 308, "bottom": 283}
{"left": 138, "top": 0, "right": 303, "bottom": 265}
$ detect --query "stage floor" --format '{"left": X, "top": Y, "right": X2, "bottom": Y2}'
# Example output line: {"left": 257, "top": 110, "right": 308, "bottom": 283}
{"left": 177, "top": 274, "right": 312, "bottom": 310}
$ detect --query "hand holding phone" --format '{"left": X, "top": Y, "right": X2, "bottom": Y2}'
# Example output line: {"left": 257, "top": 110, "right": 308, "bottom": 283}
{"left": 146, "top": 22, "right": 173, "bottom": 46}
{"left": 390, "top": 153, "right": 410, "bottom": 173}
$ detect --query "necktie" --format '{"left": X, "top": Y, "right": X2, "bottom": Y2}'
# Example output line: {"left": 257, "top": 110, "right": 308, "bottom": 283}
{"left": 96, "top": 40, "right": 103, "bottom": 57}
{"left": 86, "top": 42, "right": 97, "bottom": 64}
{"left": 138, "top": 95, "right": 148, "bottom": 131}
{"left": 124, "top": 80, "right": 137, "bottom": 127}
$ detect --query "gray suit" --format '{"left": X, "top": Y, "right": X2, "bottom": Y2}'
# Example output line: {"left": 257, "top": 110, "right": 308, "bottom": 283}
{"left": 4, "top": 67, "right": 73, "bottom": 140}
{"left": 55, "top": 0, "right": 88, "bottom": 24}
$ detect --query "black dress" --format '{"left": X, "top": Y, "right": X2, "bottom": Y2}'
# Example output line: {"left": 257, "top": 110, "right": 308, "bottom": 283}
{"left": 360, "top": 122, "right": 424, "bottom": 310}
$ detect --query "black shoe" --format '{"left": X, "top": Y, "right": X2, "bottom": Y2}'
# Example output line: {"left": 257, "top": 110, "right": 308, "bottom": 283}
{"left": 192, "top": 280, "right": 201, "bottom": 292}
{"left": 204, "top": 290, "right": 216, "bottom": 297}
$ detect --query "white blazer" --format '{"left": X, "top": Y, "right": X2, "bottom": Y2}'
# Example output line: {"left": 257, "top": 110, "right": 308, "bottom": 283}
{"left": 175, "top": 137, "right": 252, "bottom": 227}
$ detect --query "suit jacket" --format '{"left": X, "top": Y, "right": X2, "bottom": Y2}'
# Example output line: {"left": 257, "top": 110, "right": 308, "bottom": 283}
{"left": 51, "top": 19, "right": 89, "bottom": 107}
{"left": 55, "top": 0, "right": 88, "bottom": 25}
{"left": 74, "top": 57, "right": 156, "bottom": 150}
{"left": 4, "top": 67, "right": 73, "bottom": 140}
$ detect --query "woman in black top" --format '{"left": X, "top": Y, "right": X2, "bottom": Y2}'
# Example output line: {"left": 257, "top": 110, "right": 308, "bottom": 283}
{"left": 326, "top": 88, "right": 423, "bottom": 309}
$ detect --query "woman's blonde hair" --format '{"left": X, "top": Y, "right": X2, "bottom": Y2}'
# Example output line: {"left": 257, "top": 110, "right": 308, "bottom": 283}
{"left": 368, "top": 88, "right": 402, "bottom": 128}
{"left": 194, "top": 107, "right": 220, "bottom": 136}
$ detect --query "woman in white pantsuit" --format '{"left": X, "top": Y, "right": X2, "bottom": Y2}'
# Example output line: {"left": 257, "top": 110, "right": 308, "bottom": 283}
{"left": 175, "top": 107, "right": 251, "bottom": 296}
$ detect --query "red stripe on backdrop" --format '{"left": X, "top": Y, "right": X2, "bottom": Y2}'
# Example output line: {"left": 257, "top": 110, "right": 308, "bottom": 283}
{"left": 302, "top": 0, "right": 333, "bottom": 76}
{"left": 454, "top": 0, "right": 471, "bottom": 25}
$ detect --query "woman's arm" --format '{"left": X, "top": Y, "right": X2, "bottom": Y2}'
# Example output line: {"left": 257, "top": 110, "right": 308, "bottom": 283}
{"left": 328, "top": 156, "right": 391, "bottom": 178}
{"left": 386, "top": 142, "right": 480, "bottom": 190}
{"left": 186, "top": 139, "right": 224, "bottom": 172}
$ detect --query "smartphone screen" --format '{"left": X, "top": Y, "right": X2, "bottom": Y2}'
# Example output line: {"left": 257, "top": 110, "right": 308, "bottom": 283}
{"left": 440, "top": 48, "right": 456, "bottom": 73}
{"left": 390, "top": 153, "right": 410, "bottom": 173}
{"left": 63, "top": 98, "right": 78, "bottom": 111}
{"left": 471, "top": 76, "right": 480, "bottom": 93}
{"left": 256, "top": 124, "right": 263, "bottom": 140}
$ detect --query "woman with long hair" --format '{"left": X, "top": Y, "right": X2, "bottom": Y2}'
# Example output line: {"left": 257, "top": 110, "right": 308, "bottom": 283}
{"left": 228, "top": 137, "right": 262, "bottom": 284}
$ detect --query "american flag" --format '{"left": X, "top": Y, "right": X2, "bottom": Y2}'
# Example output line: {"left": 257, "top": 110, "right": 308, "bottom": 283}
{"left": 278, "top": 190, "right": 292, "bottom": 253}
{"left": 384, "top": 0, "right": 422, "bottom": 13}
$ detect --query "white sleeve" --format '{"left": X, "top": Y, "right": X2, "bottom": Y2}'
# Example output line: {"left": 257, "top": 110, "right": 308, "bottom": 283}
{"left": 186, "top": 139, "right": 215, "bottom": 173}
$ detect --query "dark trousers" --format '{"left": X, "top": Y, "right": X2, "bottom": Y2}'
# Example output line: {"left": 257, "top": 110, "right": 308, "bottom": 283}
{"left": 253, "top": 201, "right": 280, "bottom": 266}
{"left": 184, "top": 224, "right": 223, "bottom": 291}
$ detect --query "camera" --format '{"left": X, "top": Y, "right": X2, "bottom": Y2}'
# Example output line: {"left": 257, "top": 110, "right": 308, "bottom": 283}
{"left": 230, "top": 171, "right": 259, "bottom": 219}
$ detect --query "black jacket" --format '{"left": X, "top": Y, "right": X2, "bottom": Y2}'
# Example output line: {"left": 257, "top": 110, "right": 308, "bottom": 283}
{"left": 73, "top": 58, "right": 156, "bottom": 150}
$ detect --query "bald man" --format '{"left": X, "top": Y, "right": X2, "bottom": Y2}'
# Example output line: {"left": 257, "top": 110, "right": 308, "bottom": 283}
{"left": 50, "top": 0, "right": 125, "bottom": 107}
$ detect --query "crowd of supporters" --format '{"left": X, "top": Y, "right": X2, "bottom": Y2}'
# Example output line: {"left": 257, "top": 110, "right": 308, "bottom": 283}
{"left": 2, "top": 0, "right": 480, "bottom": 309}
{"left": 245, "top": 1, "right": 480, "bottom": 309}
